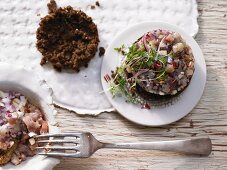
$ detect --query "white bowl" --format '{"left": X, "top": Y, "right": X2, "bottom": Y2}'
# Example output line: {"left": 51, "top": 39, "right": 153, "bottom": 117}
{"left": 0, "top": 62, "right": 60, "bottom": 170}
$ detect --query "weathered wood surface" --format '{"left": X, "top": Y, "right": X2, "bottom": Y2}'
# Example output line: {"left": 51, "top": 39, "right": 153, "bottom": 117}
{"left": 54, "top": 0, "right": 227, "bottom": 169}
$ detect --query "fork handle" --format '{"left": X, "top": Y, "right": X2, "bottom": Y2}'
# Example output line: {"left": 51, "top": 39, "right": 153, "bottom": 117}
{"left": 101, "top": 137, "right": 212, "bottom": 156}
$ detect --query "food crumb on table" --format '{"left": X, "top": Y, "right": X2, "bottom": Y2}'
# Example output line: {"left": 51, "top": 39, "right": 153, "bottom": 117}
{"left": 96, "top": 1, "right": 100, "bottom": 7}
{"left": 99, "top": 47, "right": 105, "bottom": 57}
{"left": 91, "top": 5, "right": 95, "bottom": 9}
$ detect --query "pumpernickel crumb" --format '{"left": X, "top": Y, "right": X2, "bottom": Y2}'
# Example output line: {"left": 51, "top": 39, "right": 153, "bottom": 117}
{"left": 99, "top": 47, "right": 105, "bottom": 57}
{"left": 47, "top": 0, "right": 57, "bottom": 13}
{"left": 91, "top": 5, "right": 95, "bottom": 9}
{"left": 36, "top": 1, "right": 99, "bottom": 72}
{"left": 95, "top": 1, "right": 100, "bottom": 7}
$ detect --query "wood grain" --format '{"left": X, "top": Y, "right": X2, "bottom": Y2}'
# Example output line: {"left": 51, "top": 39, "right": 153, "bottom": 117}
{"left": 54, "top": 0, "right": 227, "bottom": 169}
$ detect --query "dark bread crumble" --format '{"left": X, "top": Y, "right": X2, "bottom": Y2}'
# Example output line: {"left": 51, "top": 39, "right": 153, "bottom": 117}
{"left": 47, "top": 0, "right": 57, "bottom": 14}
{"left": 99, "top": 47, "right": 105, "bottom": 57}
{"left": 36, "top": 1, "right": 99, "bottom": 72}
{"left": 91, "top": 5, "right": 96, "bottom": 9}
{"left": 95, "top": 1, "right": 100, "bottom": 7}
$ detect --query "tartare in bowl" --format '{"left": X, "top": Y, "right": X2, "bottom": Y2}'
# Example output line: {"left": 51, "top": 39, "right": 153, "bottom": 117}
{"left": 0, "top": 62, "right": 59, "bottom": 169}
{"left": 0, "top": 90, "right": 48, "bottom": 165}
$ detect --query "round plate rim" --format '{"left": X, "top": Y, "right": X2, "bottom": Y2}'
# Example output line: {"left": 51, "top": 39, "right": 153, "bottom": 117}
{"left": 101, "top": 21, "right": 206, "bottom": 126}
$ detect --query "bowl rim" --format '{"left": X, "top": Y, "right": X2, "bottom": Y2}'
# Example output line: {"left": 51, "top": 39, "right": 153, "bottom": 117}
{"left": 0, "top": 62, "right": 60, "bottom": 169}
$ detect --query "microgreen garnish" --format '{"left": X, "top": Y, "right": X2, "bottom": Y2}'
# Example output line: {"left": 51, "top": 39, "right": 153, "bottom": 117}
{"left": 114, "top": 44, "right": 126, "bottom": 55}
{"left": 107, "top": 32, "right": 178, "bottom": 107}
{"left": 108, "top": 40, "right": 169, "bottom": 104}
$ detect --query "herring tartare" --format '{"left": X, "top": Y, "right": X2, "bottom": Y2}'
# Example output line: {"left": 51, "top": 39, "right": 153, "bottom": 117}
{"left": 0, "top": 90, "right": 48, "bottom": 165}
{"left": 106, "top": 29, "right": 195, "bottom": 108}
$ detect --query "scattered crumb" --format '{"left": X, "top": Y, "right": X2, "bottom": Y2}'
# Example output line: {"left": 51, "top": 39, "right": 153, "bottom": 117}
{"left": 84, "top": 75, "right": 87, "bottom": 77}
{"left": 141, "top": 103, "right": 151, "bottom": 109}
{"left": 37, "top": 0, "right": 99, "bottom": 72}
{"left": 224, "top": 14, "right": 226, "bottom": 17}
{"left": 95, "top": 1, "right": 100, "bottom": 7}
{"left": 37, "top": 13, "right": 40, "bottom": 16}
{"left": 91, "top": 1, "right": 100, "bottom": 9}
{"left": 99, "top": 47, "right": 105, "bottom": 57}
{"left": 111, "top": 70, "right": 115, "bottom": 78}
{"left": 190, "top": 119, "right": 194, "bottom": 128}
{"left": 47, "top": 0, "right": 57, "bottom": 14}
{"left": 91, "top": 5, "right": 95, "bottom": 9}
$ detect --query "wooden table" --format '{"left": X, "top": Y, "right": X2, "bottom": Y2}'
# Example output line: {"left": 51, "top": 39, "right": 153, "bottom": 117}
{"left": 54, "top": 1, "right": 227, "bottom": 169}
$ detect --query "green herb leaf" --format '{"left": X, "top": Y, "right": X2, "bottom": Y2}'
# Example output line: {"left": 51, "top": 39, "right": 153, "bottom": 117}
{"left": 114, "top": 44, "right": 126, "bottom": 55}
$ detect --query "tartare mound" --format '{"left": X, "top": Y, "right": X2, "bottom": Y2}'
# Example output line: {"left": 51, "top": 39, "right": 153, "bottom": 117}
{"left": 108, "top": 29, "right": 195, "bottom": 108}
{"left": 135, "top": 30, "right": 195, "bottom": 96}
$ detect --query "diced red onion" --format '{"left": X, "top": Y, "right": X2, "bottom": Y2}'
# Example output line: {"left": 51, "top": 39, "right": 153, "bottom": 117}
{"left": 142, "top": 34, "right": 150, "bottom": 52}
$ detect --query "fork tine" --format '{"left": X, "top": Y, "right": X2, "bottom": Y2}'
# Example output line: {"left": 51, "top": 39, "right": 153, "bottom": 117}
{"left": 37, "top": 139, "right": 78, "bottom": 144}
{"left": 37, "top": 146, "right": 78, "bottom": 150}
{"left": 35, "top": 133, "right": 82, "bottom": 138}
{"left": 38, "top": 152, "right": 80, "bottom": 157}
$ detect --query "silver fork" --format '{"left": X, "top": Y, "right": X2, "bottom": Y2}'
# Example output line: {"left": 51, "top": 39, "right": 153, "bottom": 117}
{"left": 35, "top": 132, "right": 212, "bottom": 157}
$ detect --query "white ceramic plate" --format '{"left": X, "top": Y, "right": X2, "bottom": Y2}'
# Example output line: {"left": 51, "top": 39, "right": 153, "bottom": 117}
{"left": 101, "top": 22, "right": 206, "bottom": 126}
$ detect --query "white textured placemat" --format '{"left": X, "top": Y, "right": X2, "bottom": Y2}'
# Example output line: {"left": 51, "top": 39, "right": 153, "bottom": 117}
{"left": 0, "top": 0, "right": 198, "bottom": 115}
